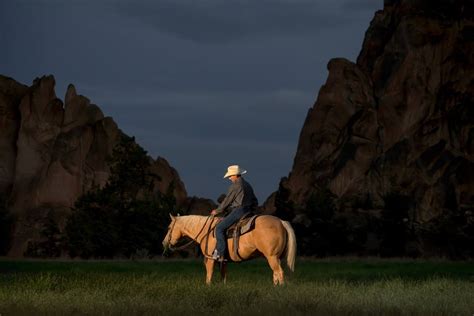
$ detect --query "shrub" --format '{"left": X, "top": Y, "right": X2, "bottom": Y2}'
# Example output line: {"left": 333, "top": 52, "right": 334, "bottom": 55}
{"left": 24, "top": 211, "right": 62, "bottom": 258}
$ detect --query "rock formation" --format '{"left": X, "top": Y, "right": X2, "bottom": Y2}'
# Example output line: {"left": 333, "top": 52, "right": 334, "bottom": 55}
{"left": 0, "top": 75, "right": 189, "bottom": 256}
{"left": 269, "top": 0, "right": 474, "bottom": 256}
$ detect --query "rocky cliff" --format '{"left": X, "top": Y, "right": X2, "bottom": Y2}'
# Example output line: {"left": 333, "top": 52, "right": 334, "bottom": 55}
{"left": 0, "top": 75, "right": 190, "bottom": 256}
{"left": 270, "top": 0, "right": 474, "bottom": 256}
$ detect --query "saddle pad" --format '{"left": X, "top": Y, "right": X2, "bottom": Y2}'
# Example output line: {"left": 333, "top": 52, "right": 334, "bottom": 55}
{"left": 226, "top": 214, "right": 260, "bottom": 238}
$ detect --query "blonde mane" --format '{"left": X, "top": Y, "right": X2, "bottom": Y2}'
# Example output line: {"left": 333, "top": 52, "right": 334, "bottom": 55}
{"left": 177, "top": 215, "right": 214, "bottom": 240}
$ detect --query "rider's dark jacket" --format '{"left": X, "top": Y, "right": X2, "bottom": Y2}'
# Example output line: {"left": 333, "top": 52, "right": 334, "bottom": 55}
{"left": 215, "top": 177, "right": 258, "bottom": 215}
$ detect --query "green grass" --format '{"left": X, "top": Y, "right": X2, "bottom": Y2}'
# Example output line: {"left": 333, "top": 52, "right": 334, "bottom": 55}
{"left": 0, "top": 258, "right": 473, "bottom": 315}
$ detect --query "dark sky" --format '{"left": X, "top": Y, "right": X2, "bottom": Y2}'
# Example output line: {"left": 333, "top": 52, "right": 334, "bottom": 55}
{"left": 1, "top": 0, "right": 382, "bottom": 203}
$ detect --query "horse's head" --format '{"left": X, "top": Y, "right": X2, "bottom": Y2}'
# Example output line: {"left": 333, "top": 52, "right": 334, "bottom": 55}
{"left": 162, "top": 213, "right": 183, "bottom": 251}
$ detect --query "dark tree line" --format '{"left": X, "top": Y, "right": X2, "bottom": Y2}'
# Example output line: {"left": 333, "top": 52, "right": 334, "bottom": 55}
{"left": 275, "top": 182, "right": 474, "bottom": 258}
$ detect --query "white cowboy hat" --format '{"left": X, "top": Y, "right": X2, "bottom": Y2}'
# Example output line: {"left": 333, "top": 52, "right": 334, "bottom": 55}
{"left": 223, "top": 165, "right": 247, "bottom": 178}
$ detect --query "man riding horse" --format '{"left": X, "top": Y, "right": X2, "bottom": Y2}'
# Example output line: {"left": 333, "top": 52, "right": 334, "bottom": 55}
{"left": 163, "top": 165, "right": 295, "bottom": 284}
{"left": 210, "top": 165, "right": 258, "bottom": 261}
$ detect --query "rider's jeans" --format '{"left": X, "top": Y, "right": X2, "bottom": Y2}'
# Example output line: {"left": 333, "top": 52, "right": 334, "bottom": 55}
{"left": 215, "top": 207, "right": 250, "bottom": 256}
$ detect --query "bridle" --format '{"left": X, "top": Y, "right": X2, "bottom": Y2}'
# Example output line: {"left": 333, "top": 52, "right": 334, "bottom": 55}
{"left": 165, "top": 215, "right": 217, "bottom": 253}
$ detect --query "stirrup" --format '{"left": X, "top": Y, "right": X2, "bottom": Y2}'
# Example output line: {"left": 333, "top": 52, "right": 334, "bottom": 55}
{"left": 211, "top": 249, "right": 219, "bottom": 260}
{"left": 212, "top": 249, "right": 226, "bottom": 262}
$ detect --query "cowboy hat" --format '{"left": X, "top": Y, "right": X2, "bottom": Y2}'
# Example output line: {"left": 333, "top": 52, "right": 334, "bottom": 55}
{"left": 223, "top": 165, "right": 247, "bottom": 178}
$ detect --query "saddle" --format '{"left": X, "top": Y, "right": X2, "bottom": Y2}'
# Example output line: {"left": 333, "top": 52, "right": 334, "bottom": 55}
{"left": 225, "top": 213, "right": 259, "bottom": 239}
{"left": 213, "top": 212, "right": 260, "bottom": 261}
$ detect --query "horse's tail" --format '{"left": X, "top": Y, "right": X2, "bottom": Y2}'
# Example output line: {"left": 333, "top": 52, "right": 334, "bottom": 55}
{"left": 281, "top": 220, "right": 296, "bottom": 272}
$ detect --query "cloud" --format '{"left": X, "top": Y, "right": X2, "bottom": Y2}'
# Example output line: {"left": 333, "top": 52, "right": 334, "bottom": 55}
{"left": 87, "top": 87, "right": 315, "bottom": 145}
{"left": 113, "top": 0, "right": 358, "bottom": 44}
{"left": 2, "top": 0, "right": 379, "bottom": 201}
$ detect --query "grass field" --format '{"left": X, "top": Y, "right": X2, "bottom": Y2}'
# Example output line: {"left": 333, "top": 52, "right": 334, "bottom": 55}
{"left": 0, "top": 258, "right": 473, "bottom": 315}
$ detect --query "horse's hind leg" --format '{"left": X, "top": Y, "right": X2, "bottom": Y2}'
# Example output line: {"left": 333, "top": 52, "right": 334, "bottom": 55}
{"left": 265, "top": 255, "right": 284, "bottom": 286}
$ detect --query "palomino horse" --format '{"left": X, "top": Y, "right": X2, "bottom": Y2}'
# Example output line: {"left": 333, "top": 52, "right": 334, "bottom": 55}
{"left": 162, "top": 214, "right": 296, "bottom": 285}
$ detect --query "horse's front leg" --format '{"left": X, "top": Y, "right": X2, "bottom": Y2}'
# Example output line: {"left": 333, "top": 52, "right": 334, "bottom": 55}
{"left": 204, "top": 257, "right": 215, "bottom": 285}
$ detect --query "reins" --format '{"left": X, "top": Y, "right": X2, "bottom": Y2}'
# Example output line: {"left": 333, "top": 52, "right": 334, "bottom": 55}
{"left": 167, "top": 215, "right": 218, "bottom": 253}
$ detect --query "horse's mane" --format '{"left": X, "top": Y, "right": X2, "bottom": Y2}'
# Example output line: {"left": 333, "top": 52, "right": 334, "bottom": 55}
{"left": 178, "top": 215, "right": 213, "bottom": 236}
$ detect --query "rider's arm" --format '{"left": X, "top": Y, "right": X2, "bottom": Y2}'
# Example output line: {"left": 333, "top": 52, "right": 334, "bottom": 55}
{"left": 215, "top": 183, "right": 238, "bottom": 214}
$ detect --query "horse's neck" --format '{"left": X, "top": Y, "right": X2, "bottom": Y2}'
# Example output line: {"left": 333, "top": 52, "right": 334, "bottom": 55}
{"left": 180, "top": 215, "right": 215, "bottom": 241}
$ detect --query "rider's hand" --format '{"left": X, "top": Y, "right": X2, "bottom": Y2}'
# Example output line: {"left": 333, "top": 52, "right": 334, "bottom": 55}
{"left": 210, "top": 209, "right": 218, "bottom": 216}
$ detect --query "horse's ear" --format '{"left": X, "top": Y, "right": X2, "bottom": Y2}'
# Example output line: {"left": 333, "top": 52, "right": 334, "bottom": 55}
{"left": 169, "top": 213, "right": 174, "bottom": 220}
